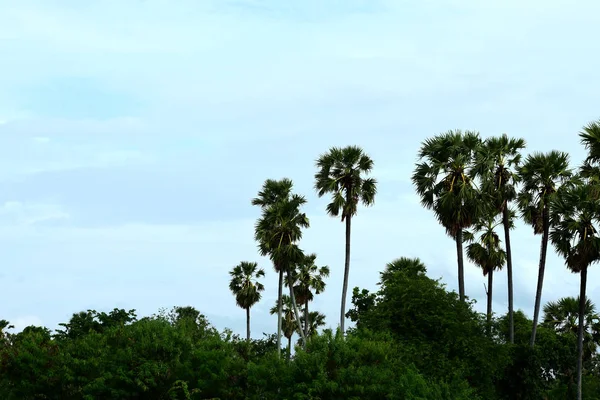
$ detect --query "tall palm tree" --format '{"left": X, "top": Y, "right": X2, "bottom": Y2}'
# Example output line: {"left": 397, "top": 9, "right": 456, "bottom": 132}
{"left": 228, "top": 261, "right": 265, "bottom": 341}
{"left": 412, "top": 130, "right": 482, "bottom": 302}
{"left": 549, "top": 176, "right": 600, "bottom": 400}
{"left": 465, "top": 215, "right": 507, "bottom": 327}
{"left": 270, "top": 295, "right": 296, "bottom": 359}
{"left": 517, "top": 151, "right": 571, "bottom": 347}
{"left": 314, "top": 146, "right": 377, "bottom": 334}
{"left": 288, "top": 253, "right": 330, "bottom": 338}
{"left": 252, "top": 178, "right": 293, "bottom": 356}
{"left": 254, "top": 179, "right": 309, "bottom": 348}
{"left": 473, "top": 134, "right": 526, "bottom": 343}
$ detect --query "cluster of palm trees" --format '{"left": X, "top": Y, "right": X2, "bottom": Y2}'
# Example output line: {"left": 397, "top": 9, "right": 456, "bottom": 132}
{"left": 228, "top": 146, "right": 377, "bottom": 357}
{"left": 412, "top": 119, "right": 600, "bottom": 400}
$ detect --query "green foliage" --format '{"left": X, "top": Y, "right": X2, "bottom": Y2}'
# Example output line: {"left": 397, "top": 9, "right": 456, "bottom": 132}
{"left": 229, "top": 261, "right": 265, "bottom": 310}
{"left": 350, "top": 257, "right": 509, "bottom": 398}
{"left": 314, "top": 145, "right": 377, "bottom": 221}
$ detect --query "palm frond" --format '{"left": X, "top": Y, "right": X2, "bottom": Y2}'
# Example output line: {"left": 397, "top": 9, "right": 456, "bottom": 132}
{"left": 315, "top": 146, "right": 377, "bottom": 220}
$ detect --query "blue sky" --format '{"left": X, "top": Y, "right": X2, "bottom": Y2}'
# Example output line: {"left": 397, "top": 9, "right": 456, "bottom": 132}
{"left": 1, "top": 0, "right": 600, "bottom": 337}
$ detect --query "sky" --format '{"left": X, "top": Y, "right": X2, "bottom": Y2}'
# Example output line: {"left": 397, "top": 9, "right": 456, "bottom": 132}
{"left": 1, "top": 0, "right": 600, "bottom": 337}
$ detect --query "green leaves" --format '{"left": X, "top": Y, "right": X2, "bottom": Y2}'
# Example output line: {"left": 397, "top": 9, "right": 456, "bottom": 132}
{"left": 412, "top": 130, "right": 482, "bottom": 237}
{"left": 229, "top": 261, "right": 265, "bottom": 310}
{"left": 253, "top": 178, "right": 309, "bottom": 270}
{"left": 549, "top": 174, "right": 600, "bottom": 273}
{"left": 517, "top": 150, "right": 572, "bottom": 234}
{"left": 466, "top": 215, "right": 506, "bottom": 276}
{"left": 314, "top": 145, "right": 377, "bottom": 221}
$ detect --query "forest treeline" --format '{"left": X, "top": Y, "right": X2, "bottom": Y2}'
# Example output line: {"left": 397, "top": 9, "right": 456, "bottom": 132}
{"left": 2, "top": 120, "right": 600, "bottom": 399}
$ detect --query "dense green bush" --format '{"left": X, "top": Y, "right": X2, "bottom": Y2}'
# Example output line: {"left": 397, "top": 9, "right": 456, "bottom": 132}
{"left": 1, "top": 260, "right": 599, "bottom": 399}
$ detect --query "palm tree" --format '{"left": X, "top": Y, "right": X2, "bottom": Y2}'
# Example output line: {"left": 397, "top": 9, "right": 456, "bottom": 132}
{"left": 412, "top": 130, "right": 483, "bottom": 302}
{"left": 254, "top": 179, "right": 309, "bottom": 349}
{"left": 543, "top": 297, "right": 600, "bottom": 359}
{"left": 314, "top": 146, "right": 377, "bottom": 334}
{"left": 270, "top": 295, "right": 296, "bottom": 359}
{"left": 465, "top": 215, "right": 507, "bottom": 328}
{"left": 550, "top": 172, "right": 600, "bottom": 400}
{"left": 288, "top": 253, "right": 330, "bottom": 338}
{"left": 473, "top": 134, "right": 525, "bottom": 343}
{"left": 228, "top": 261, "right": 265, "bottom": 341}
{"left": 252, "top": 178, "right": 292, "bottom": 356}
{"left": 297, "top": 311, "right": 326, "bottom": 344}
{"left": 517, "top": 151, "right": 571, "bottom": 347}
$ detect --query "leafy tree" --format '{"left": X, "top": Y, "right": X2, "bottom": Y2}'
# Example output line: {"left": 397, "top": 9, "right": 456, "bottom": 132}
{"left": 549, "top": 174, "right": 600, "bottom": 400}
{"left": 465, "top": 214, "right": 506, "bottom": 327}
{"left": 229, "top": 261, "right": 266, "bottom": 341}
{"left": 517, "top": 150, "right": 571, "bottom": 346}
{"left": 412, "top": 130, "right": 483, "bottom": 301}
{"left": 351, "top": 256, "right": 508, "bottom": 398}
{"left": 314, "top": 145, "right": 377, "bottom": 334}
{"left": 54, "top": 308, "right": 137, "bottom": 340}
{"left": 473, "top": 134, "right": 525, "bottom": 343}
{"left": 288, "top": 252, "right": 329, "bottom": 338}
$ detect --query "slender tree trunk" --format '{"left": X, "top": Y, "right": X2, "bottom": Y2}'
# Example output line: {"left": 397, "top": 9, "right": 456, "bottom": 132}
{"left": 287, "top": 335, "right": 292, "bottom": 360}
{"left": 340, "top": 214, "right": 352, "bottom": 334}
{"left": 487, "top": 269, "right": 493, "bottom": 332}
{"left": 246, "top": 307, "right": 251, "bottom": 342}
{"left": 577, "top": 265, "right": 588, "bottom": 400}
{"left": 304, "top": 300, "right": 309, "bottom": 338}
{"left": 456, "top": 229, "right": 465, "bottom": 302}
{"left": 530, "top": 208, "right": 550, "bottom": 347}
{"left": 277, "top": 269, "right": 283, "bottom": 358}
{"left": 503, "top": 206, "right": 515, "bottom": 344}
{"left": 287, "top": 270, "right": 306, "bottom": 347}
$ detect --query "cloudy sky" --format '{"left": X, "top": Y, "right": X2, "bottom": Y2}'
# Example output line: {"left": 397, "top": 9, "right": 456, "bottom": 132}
{"left": 1, "top": 0, "right": 599, "bottom": 337}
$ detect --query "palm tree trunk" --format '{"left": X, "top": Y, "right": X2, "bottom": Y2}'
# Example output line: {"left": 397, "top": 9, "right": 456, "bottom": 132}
{"left": 287, "top": 270, "right": 306, "bottom": 347}
{"left": 277, "top": 269, "right": 283, "bottom": 358}
{"left": 340, "top": 214, "right": 352, "bottom": 333}
{"left": 530, "top": 208, "right": 550, "bottom": 347}
{"left": 304, "top": 300, "right": 309, "bottom": 338}
{"left": 577, "top": 265, "right": 588, "bottom": 400}
{"left": 487, "top": 269, "right": 493, "bottom": 331}
{"left": 246, "top": 307, "right": 251, "bottom": 342}
{"left": 287, "top": 335, "right": 292, "bottom": 360}
{"left": 455, "top": 229, "right": 465, "bottom": 301}
{"left": 503, "top": 206, "right": 515, "bottom": 344}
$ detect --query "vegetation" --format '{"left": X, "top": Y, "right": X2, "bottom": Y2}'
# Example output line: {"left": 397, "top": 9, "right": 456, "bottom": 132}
{"left": 3, "top": 120, "right": 600, "bottom": 399}
{"left": 314, "top": 145, "right": 377, "bottom": 334}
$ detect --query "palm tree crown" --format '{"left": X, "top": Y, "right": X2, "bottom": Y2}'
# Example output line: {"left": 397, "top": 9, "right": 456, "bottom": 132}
{"left": 413, "top": 130, "right": 483, "bottom": 236}
{"left": 543, "top": 296, "right": 600, "bottom": 338}
{"left": 549, "top": 176, "right": 600, "bottom": 273}
{"left": 254, "top": 190, "right": 309, "bottom": 269}
{"left": 314, "top": 145, "right": 377, "bottom": 220}
{"left": 466, "top": 216, "right": 507, "bottom": 278}
{"left": 228, "top": 261, "right": 266, "bottom": 310}
{"left": 517, "top": 151, "right": 571, "bottom": 234}
{"left": 290, "top": 253, "right": 330, "bottom": 305}
{"left": 473, "top": 134, "right": 525, "bottom": 210}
